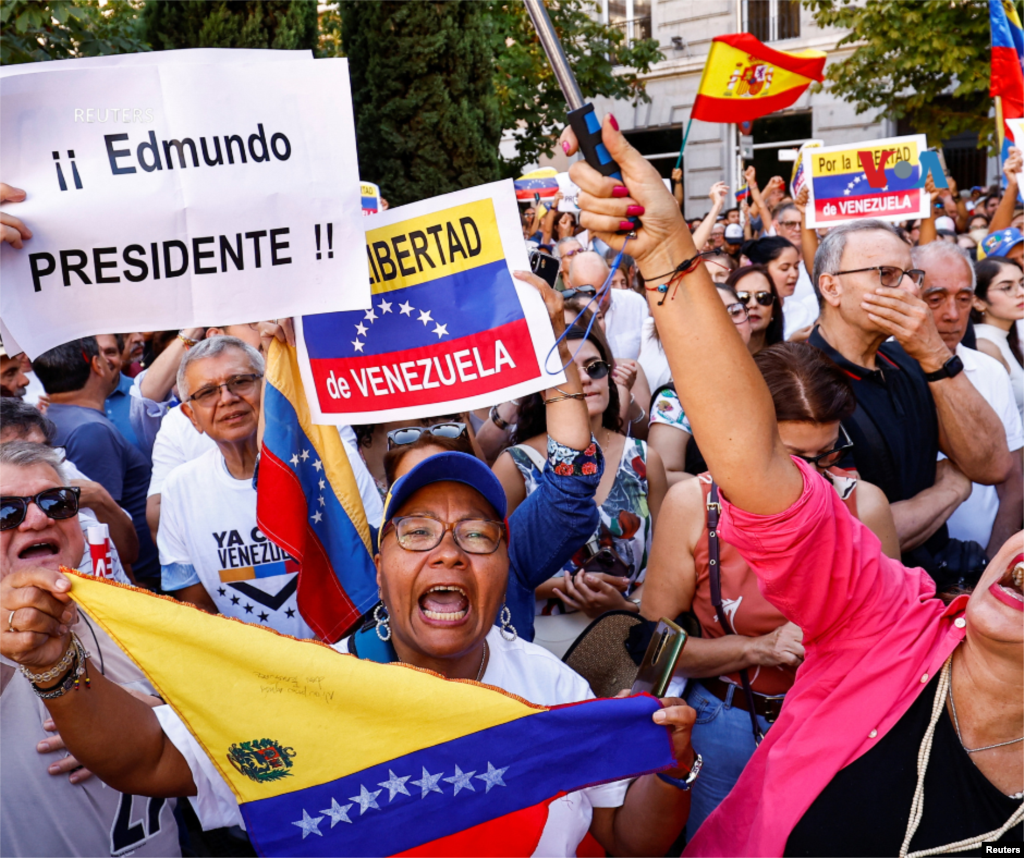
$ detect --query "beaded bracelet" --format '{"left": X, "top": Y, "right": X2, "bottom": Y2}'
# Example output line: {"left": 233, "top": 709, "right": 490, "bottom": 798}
{"left": 20, "top": 635, "right": 77, "bottom": 684}
{"left": 544, "top": 391, "right": 587, "bottom": 405}
{"left": 21, "top": 632, "right": 91, "bottom": 699}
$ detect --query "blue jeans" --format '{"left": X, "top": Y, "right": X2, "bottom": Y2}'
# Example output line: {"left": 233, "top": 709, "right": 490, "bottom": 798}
{"left": 684, "top": 680, "right": 774, "bottom": 841}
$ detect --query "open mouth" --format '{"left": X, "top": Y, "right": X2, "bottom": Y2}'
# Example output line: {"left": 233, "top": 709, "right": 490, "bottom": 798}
{"left": 989, "top": 554, "right": 1024, "bottom": 611}
{"left": 18, "top": 539, "right": 59, "bottom": 560}
{"left": 419, "top": 585, "right": 470, "bottom": 623}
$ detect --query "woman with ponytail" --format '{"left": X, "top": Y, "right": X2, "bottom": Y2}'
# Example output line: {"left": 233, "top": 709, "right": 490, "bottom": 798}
{"left": 973, "top": 258, "right": 1024, "bottom": 421}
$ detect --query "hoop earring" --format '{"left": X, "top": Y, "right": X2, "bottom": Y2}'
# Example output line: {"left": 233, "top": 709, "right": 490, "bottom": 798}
{"left": 499, "top": 603, "right": 517, "bottom": 642}
{"left": 374, "top": 601, "right": 391, "bottom": 642}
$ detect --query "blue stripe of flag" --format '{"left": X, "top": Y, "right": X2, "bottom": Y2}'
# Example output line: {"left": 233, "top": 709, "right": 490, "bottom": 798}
{"left": 992, "top": 0, "right": 1019, "bottom": 50}
{"left": 260, "top": 383, "right": 378, "bottom": 614}
{"left": 811, "top": 164, "right": 921, "bottom": 199}
{"left": 241, "top": 695, "right": 674, "bottom": 858}
{"left": 302, "top": 259, "right": 524, "bottom": 360}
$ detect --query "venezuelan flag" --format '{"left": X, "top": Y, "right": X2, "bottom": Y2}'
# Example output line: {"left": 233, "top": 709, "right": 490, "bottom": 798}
{"left": 300, "top": 196, "right": 541, "bottom": 417}
{"left": 66, "top": 571, "right": 677, "bottom": 857}
{"left": 514, "top": 168, "right": 559, "bottom": 201}
{"left": 691, "top": 34, "right": 825, "bottom": 125}
{"left": 992, "top": 0, "right": 1024, "bottom": 161}
{"left": 257, "top": 340, "right": 378, "bottom": 643}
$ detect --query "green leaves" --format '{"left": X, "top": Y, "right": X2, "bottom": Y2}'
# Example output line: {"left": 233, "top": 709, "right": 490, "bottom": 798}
{"left": 1, "top": 0, "right": 149, "bottom": 65}
{"left": 805, "top": 0, "right": 993, "bottom": 151}
{"left": 139, "top": 1, "right": 318, "bottom": 52}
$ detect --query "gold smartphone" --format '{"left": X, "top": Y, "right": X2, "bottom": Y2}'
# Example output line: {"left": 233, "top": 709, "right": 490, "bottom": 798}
{"left": 631, "top": 618, "right": 688, "bottom": 698}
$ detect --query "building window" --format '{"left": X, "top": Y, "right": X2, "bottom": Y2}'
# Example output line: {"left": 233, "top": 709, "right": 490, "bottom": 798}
{"left": 602, "top": 0, "right": 651, "bottom": 47}
{"left": 745, "top": 0, "right": 800, "bottom": 42}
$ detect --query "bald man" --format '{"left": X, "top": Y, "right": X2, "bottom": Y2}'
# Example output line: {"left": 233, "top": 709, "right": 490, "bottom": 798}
{"left": 568, "top": 251, "right": 649, "bottom": 359}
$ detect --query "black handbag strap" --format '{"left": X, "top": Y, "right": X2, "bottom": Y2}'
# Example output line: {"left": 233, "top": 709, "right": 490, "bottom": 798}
{"left": 707, "top": 482, "right": 765, "bottom": 744}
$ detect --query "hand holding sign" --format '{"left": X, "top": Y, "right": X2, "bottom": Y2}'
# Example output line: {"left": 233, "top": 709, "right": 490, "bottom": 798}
{"left": 1, "top": 184, "right": 31, "bottom": 249}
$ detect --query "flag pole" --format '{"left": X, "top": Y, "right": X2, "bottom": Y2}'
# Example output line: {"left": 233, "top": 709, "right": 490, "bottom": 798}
{"left": 674, "top": 117, "right": 693, "bottom": 170}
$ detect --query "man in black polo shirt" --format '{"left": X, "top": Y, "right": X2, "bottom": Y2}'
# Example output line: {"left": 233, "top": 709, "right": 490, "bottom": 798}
{"left": 808, "top": 219, "right": 1012, "bottom": 582}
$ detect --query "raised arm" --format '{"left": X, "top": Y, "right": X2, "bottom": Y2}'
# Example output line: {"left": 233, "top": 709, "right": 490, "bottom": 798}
{"left": 987, "top": 148, "right": 1021, "bottom": 234}
{"left": 562, "top": 119, "right": 802, "bottom": 515}
{"left": 691, "top": 182, "right": 727, "bottom": 250}
{"left": 793, "top": 186, "right": 819, "bottom": 263}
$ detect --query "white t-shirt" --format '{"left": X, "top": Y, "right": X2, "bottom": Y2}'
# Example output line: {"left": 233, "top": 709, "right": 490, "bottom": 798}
{"left": 783, "top": 261, "right": 820, "bottom": 340}
{"left": 154, "top": 628, "right": 629, "bottom": 855}
{"left": 637, "top": 318, "right": 671, "bottom": 396}
{"left": 939, "top": 343, "right": 1024, "bottom": 547}
{"left": 147, "top": 405, "right": 217, "bottom": 498}
{"left": 603, "top": 289, "right": 650, "bottom": 360}
{"left": 157, "top": 447, "right": 315, "bottom": 639}
{"left": 63, "top": 458, "right": 131, "bottom": 582}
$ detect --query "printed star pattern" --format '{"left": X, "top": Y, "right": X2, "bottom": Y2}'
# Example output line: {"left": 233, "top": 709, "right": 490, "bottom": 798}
{"left": 291, "top": 763, "right": 509, "bottom": 839}
{"left": 350, "top": 296, "right": 449, "bottom": 354}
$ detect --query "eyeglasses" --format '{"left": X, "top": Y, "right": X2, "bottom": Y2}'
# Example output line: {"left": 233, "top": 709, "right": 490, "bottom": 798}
{"left": 581, "top": 360, "right": 611, "bottom": 380}
{"left": 386, "top": 423, "right": 467, "bottom": 450}
{"left": 561, "top": 248, "right": 582, "bottom": 259}
{"left": 187, "top": 373, "right": 263, "bottom": 406}
{"left": 382, "top": 515, "right": 506, "bottom": 554}
{"left": 725, "top": 302, "right": 750, "bottom": 324}
{"left": 833, "top": 267, "right": 926, "bottom": 288}
{"left": 0, "top": 487, "right": 81, "bottom": 531}
{"left": 736, "top": 290, "right": 775, "bottom": 307}
{"left": 793, "top": 425, "right": 854, "bottom": 469}
{"left": 989, "top": 280, "right": 1024, "bottom": 296}
{"left": 777, "top": 220, "right": 802, "bottom": 229}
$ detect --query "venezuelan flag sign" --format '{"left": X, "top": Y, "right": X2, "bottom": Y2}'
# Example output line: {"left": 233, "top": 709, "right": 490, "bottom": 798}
{"left": 514, "top": 168, "right": 560, "bottom": 201}
{"left": 361, "top": 182, "right": 381, "bottom": 217}
{"left": 295, "top": 181, "right": 564, "bottom": 424}
{"left": 691, "top": 34, "right": 825, "bottom": 124}
{"left": 66, "top": 571, "right": 677, "bottom": 857}
{"left": 802, "top": 134, "right": 932, "bottom": 229}
{"left": 992, "top": 0, "right": 1024, "bottom": 162}
{"left": 257, "top": 340, "right": 378, "bottom": 642}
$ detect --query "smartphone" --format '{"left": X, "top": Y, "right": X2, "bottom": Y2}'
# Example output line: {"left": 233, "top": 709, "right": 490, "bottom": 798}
{"left": 631, "top": 618, "right": 687, "bottom": 698}
{"left": 529, "top": 250, "right": 559, "bottom": 288}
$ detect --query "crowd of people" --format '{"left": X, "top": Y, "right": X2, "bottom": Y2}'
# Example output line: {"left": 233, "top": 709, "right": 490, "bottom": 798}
{"left": 1, "top": 119, "right": 1022, "bottom": 858}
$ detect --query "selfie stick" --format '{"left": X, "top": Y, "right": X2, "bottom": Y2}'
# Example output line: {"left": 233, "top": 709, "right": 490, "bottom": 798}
{"left": 524, "top": 0, "right": 640, "bottom": 232}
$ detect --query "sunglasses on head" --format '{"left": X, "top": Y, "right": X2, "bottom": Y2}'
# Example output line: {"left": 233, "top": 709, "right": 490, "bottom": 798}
{"left": 0, "top": 487, "right": 81, "bottom": 531}
{"left": 581, "top": 360, "right": 611, "bottom": 380}
{"left": 386, "top": 422, "right": 467, "bottom": 450}
{"left": 736, "top": 290, "right": 775, "bottom": 307}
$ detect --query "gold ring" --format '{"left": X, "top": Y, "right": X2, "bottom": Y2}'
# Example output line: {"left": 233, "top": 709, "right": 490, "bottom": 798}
{"left": 7, "top": 610, "right": 18, "bottom": 634}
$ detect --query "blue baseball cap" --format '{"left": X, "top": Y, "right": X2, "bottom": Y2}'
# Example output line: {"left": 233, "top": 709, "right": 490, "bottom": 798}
{"left": 979, "top": 228, "right": 1024, "bottom": 260}
{"left": 380, "top": 452, "right": 508, "bottom": 532}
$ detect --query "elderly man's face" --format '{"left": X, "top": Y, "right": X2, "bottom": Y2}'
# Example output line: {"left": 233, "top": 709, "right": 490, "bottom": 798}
{"left": 0, "top": 354, "right": 29, "bottom": 398}
{"left": 181, "top": 348, "right": 262, "bottom": 445}
{"left": 922, "top": 258, "right": 975, "bottom": 351}
{"left": 559, "top": 240, "right": 582, "bottom": 276}
{"left": 376, "top": 481, "right": 508, "bottom": 664}
{"left": 1, "top": 463, "right": 83, "bottom": 579}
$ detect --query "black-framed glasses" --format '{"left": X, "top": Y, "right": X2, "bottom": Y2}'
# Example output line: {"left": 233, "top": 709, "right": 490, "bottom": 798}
{"left": 725, "top": 302, "right": 750, "bottom": 324}
{"left": 382, "top": 515, "right": 506, "bottom": 554}
{"left": 187, "top": 373, "right": 263, "bottom": 406}
{"left": 0, "top": 487, "right": 81, "bottom": 531}
{"left": 736, "top": 290, "right": 775, "bottom": 307}
{"left": 386, "top": 422, "right": 467, "bottom": 450}
{"left": 833, "top": 266, "right": 926, "bottom": 288}
{"left": 582, "top": 360, "right": 611, "bottom": 380}
{"left": 793, "top": 425, "right": 854, "bottom": 469}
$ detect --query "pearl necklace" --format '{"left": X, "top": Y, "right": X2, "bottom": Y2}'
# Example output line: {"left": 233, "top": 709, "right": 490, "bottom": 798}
{"left": 898, "top": 658, "right": 1024, "bottom": 858}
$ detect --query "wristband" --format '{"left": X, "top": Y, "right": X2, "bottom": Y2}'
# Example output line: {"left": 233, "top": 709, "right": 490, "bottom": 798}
{"left": 177, "top": 332, "right": 199, "bottom": 349}
{"left": 489, "top": 404, "right": 511, "bottom": 431}
{"left": 656, "top": 753, "right": 703, "bottom": 791}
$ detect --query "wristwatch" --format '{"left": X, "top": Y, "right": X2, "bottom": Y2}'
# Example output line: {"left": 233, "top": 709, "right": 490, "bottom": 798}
{"left": 656, "top": 753, "right": 703, "bottom": 791}
{"left": 924, "top": 354, "right": 964, "bottom": 382}
{"left": 489, "top": 404, "right": 511, "bottom": 431}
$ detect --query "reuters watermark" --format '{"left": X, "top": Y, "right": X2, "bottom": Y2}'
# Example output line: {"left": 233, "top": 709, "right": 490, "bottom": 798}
{"left": 75, "top": 108, "right": 154, "bottom": 123}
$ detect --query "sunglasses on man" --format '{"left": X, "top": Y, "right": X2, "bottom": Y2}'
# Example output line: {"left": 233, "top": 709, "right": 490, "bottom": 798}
{"left": 386, "top": 422, "right": 467, "bottom": 450}
{"left": 1, "top": 487, "right": 81, "bottom": 531}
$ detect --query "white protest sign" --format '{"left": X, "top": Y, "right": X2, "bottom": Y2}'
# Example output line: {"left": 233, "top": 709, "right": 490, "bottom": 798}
{"left": 1007, "top": 118, "right": 1024, "bottom": 149}
{"left": 0, "top": 57, "right": 368, "bottom": 359}
{"left": 556, "top": 172, "right": 580, "bottom": 212}
{"left": 295, "top": 181, "right": 565, "bottom": 424}
{"left": 0, "top": 47, "right": 311, "bottom": 78}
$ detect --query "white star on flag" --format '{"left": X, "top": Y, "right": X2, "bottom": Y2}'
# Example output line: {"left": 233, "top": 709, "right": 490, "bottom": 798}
{"left": 432, "top": 323, "right": 448, "bottom": 339}
{"left": 355, "top": 322, "right": 368, "bottom": 337}
{"left": 291, "top": 809, "right": 323, "bottom": 839}
{"left": 320, "top": 799, "right": 353, "bottom": 827}
{"left": 318, "top": 495, "right": 326, "bottom": 507}
{"left": 313, "top": 459, "right": 323, "bottom": 472}
{"left": 378, "top": 299, "right": 393, "bottom": 314}
{"left": 300, "top": 449, "right": 310, "bottom": 461}
{"left": 476, "top": 762, "right": 509, "bottom": 792}
{"left": 364, "top": 308, "right": 378, "bottom": 323}
{"left": 411, "top": 767, "right": 444, "bottom": 798}
{"left": 352, "top": 340, "right": 365, "bottom": 353}
{"left": 399, "top": 301, "right": 415, "bottom": 316}
{"left": 318, "top": 478, "right": 326, "bottom": 490}
{"left": 350, "top": 784, "right": 382, "bottom": 814}
{"left": 443, "top": 765, "right": 476, "bottom": 796}
{"left": 290, "top": 454, "right": 300, "bottom": 466}
{"left": 378, "top": 769, "right": 412, "bottom": 801}
{"left": 311, "top": 510, "right": 323, "bottom": 524}
{"left": 418, "top": 309, "right": 433, "bottom": 326}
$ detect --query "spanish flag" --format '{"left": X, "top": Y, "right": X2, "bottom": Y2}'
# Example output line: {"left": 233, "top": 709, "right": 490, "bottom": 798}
{"left": 691, "top": 34, "right": 826, "bottom": 124}
{"left": 257, "top": 340, "right": 378, "bottom": 642}
{"left": 66, "top": 571, "right": 677, "bottom": 857}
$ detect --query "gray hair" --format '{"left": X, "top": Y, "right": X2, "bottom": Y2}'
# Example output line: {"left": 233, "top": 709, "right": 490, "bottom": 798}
{"left": 812, "top": 219, "right": 901, "bottom": 307}
{"left": 557, "top": 235, "right": 582, "bottom": 255}
{"left": 0, "top": 440, "right": 67, "bottom": 484}
{"left": 911, "top": 241, "right": 976, "bottom": 292}
{"left": 176, "top": 335, "right": 264, "bottom": 401}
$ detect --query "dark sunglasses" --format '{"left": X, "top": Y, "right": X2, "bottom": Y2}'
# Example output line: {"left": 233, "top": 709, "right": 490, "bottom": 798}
{"left": 0, "top": 487, "right": 81, "bottom": 531}
{"left": 794, "top": 425, "right": 854, "bottom": 469}
{"left": 581, "top": 360, "right": 611, "bottom": 380}
{"left": 736, "top": 290, "right": 775, "bottom": 307}
{"left": 386, "top": 422, "right": 467, "bottom": 450}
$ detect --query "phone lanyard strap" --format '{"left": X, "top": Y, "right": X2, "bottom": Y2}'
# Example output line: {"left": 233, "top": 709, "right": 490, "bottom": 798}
{"left": 707, "top": 482, "right": 765, "bottom": 745}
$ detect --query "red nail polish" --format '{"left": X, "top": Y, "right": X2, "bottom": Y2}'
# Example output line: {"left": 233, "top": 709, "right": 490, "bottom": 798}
{"left": 626, "top": 205, "right": 645, "bottom": 216}
{"left": 562, "top": 141, "right": 571, "bottom": 154}
{"left": 608, "top": 114, "right": 619, "bottom": 131}
{"left": 619, "top": 221, "right": 634, "bottom": 231}
{"left": 612, "top": 186, "right": 629, "bottom": 198}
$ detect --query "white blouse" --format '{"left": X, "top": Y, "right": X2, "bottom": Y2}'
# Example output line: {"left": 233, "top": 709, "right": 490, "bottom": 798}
{"left": 974, "top": 323, "right": 1024, "bottom": 421}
